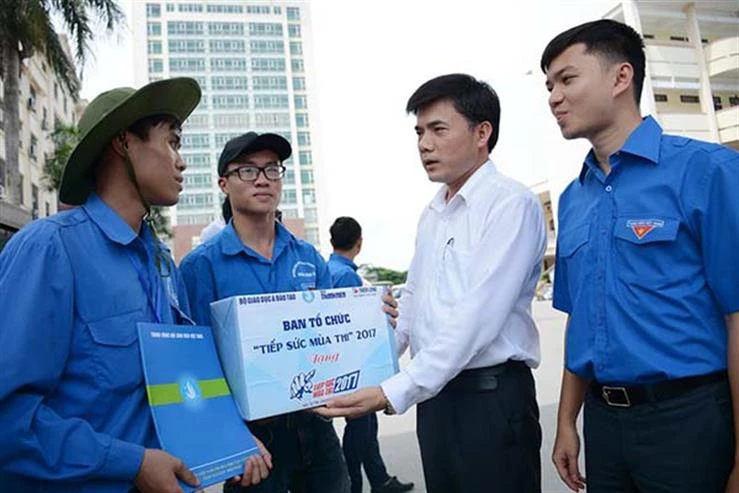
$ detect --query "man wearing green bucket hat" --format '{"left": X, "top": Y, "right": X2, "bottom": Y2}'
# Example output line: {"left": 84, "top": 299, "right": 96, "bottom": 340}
{"left": 0, "top": 78, "right": 269, "bottom": 492}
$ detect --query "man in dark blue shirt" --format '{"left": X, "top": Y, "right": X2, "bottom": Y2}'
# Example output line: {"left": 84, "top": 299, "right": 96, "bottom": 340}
{"left": 327, "top": 217, "right": 413, "bottom": 493}
{"left": 541, "top": 20, "right": 739, "bottom": 493}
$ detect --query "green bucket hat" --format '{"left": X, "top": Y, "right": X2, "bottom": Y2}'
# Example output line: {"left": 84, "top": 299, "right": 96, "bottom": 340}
{"left": 59, "top": 77, "right": 202, "bottom": 205}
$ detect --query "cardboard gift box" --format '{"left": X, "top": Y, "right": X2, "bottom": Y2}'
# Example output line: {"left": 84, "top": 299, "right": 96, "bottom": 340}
{"left": 209, "top": 286, "right": 399, "bottom": 420}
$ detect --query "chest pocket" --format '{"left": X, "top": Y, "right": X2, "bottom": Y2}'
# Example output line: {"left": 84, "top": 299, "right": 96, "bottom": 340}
{"left": 557, "top": 224, "right": 590, "bottom": 289}
{"left": 87, "top": 309, "right": 145, "bottom": 392}
{"left": 612, "top": 217, "right": 680, "bottom": 282}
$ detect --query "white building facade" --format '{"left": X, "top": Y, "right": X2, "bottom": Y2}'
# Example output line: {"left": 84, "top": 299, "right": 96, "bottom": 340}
{"left": 131, "top": 0, "right": 322, "bottom": 254}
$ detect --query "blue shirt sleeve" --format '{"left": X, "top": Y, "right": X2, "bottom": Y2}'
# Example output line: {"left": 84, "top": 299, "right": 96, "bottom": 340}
{"left": 686, "top": 146, "right": 739, "bottom": 314}
{"left": 180, "top": 252, "right": 218, "bottom": 326}
{"left": 0, "top": 225, "right": 144, "bottom": 482}
{"left": 552, "top": 193, "right": 573, "bottom": 314}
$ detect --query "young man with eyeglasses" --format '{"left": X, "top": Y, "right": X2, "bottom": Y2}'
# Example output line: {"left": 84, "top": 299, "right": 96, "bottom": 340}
{"left": 181, "top": 132, "right": 402, "bottom": 493}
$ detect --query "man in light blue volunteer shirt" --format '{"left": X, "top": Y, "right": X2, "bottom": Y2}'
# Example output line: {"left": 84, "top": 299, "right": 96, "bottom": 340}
{"left": 181, "top": 132, "right": 403, "bottom": 493}
{"left": 327, "top": 217, "right": 414, "bottom": 493}
{"left": 0, "top": 79, "right": 269, "bottom": 493}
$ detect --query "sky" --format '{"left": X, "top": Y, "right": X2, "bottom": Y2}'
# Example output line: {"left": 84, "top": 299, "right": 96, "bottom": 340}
{"left": 79, "top": 0, "right": 617, "bottom": 270}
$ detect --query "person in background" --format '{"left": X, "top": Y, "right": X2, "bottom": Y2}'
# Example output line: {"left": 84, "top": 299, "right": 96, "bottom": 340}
{"left": 327, "top": 216, "right": 414, "bottom": 493}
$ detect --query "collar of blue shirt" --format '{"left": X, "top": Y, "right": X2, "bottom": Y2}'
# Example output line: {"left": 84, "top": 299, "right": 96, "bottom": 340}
{"left": 328, "top": 252, "right": 358, "bottom": 271}
{"left": 219, "top": 220, "right": 295, "bottom": 262}
{"left": 580, "top": 116, "right": 662, "bottom": 184}
{"left": 83, "top": 194, "right": 141, "bottom": 245}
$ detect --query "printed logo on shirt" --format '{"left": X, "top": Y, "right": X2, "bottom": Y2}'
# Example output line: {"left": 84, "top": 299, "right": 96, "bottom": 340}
{"left": 626, "top": 219, "right": 664, "bottom": 240}
{"left": 292, "top": 261, "right": 317, "bottom": 290}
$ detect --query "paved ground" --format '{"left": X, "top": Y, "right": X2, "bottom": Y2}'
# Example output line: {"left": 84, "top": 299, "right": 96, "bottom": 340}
{"left": 208, "top": 302, "right": 583, "bottom": 492}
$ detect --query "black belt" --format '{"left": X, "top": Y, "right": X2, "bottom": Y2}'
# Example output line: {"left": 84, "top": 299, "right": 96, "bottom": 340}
{"left": 442, "top": 360, "right": 529, "bottom": 393}
{"left": 590, "top": 371, "right": 727, "bottom": 408}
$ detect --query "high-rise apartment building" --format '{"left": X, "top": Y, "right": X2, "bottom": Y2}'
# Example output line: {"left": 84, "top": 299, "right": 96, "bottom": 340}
{"left": 131, "top": 1, "right": 321, "bottom": 261}
{"left": 0, "top": 35, "right": 82, "bottom": 251}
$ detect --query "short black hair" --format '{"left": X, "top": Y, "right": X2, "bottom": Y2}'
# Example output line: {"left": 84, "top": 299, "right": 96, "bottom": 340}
{"left": 330, "top": 217, "right": 362, "bottom": 250}
{"left": 406, "top": 73, "right": 501, "bottom": 152}
{"left": 540, "top": 19, "right": 645, "bottom": 104}
{"left": 126, "top": 114, "right": 181, "bottom": 141}
{"left": 221, "top": 197, "right": 232, "bottom": 222}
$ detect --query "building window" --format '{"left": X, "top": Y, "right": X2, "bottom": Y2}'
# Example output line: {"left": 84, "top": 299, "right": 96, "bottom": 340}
{"left": 166, "top": 3, "right": 175, "bottom": 12}
{"left": 654, "top": 94, "right": 668, "bottom": 103}
{"left": 291, "top": 59, "right": 304, "bottom": 73}
{"left": 182, "top": 133, "right": 210, "bottom": 148}
{"left": 146, "top": 3, "right": 161, "bottom": 17}
{"left": 211, "top": 76, "right": 249, "bottom": 91}
{"left": 254, "top": 94, "right": 289, "bottom": 109}
{"left": 213, "top": 113, "right": 250, "bottom": 128}
{"left": 288, "top": 24, "right": 301, "bottom": 38}
{"left": 208, "top": 22, "right": 244, "bottom": 36}
{"left": 273, "top": 6, "right": 282, "bottom": 14}
{"left": 183, "top": 153, "right": 211, "bottom": 168}
{"left": 184, "top": 113, "right": 209, "bottom": 128}
{"left": 148, "top": 40, "right": 162, "bottom": 54}
{"left": 253, "top": 76, "right": 287, "bottom": 91}
{"left": 252, "top": 57, "right": 286, "bottom": 72}
{"left": 183, "top": 173, "right": 212, "bottom": 187}
{"left": 680, "top": 95, "right": 700, "bottom": 104}
{"left": 299, "top": 151, "right": 312, "bottom": 165}
{"left": 29, "top": 135, "right": 38, "bottom": 160}
{"left": 179, "top": 3, "right": 204, "bottom": 13}
{"left": 247, "top": 5, "right": 271, "bottom": 14}
{"left": 643, "top": 34, "right": 654, "bottom": 39}
{"left": 211, "top": 58, "right": 248, "bottom": 71}
{"left": 250, "top": 39, "right": 284, "bottom": 54}
{"left": 167, "top": 21, "right": 204, "bottom": 36}
{"left": 300, "top": 169, "right": 313, "bottom": 185}
{"left": 215, "top": 132, "right": 242, "bottom": 147}
{"left": 212, "top": 95, "right": 249, "bottom": 109}
{"left": 295, "top": 113, "right": 309, "bottom": 128}
{"left": 302, "top": 189, "right": 316, "bottom": 205}
{"left": 31, "top": 184, "right": 39, "bottom": 217}
{"left": 293, "top": 77, "right": 306, "bottom": 91}
{"left": 281, "top": 189, "right": 297, "bottom": 204}
{"left": 169, "top": 39, "right": 205, "bottom": 53}
{"left": 294, "top": 95, "right": 308, "bottom": 109}
{"left": 284, "top": 169, "right": 295, "bottom": 185}
{"left": 304, "top": 207, "right": 318, "bottom": 224}
{"left": 28, "top": 87, "right": 37, "bottom": 112}
{"left": 178, "top": 193, "right": 214, "bottom": 210}
{"left": 45, "top": 201, "right": 50, "bottom": 217}
{"left": 210, "top": 39, "right": 246, "bottom": 53}
{"left": 148, "top": 58, "right": 163, "bottom": 73}
{"left": 249, "top": 22, "right": 283, "bottom": 37}
{"left": 729, "top": 96, "right": 739, "bottom": 107}
{"left": 670, "top": 36, "right": 688, "bottom": 42}
{"left": 206, "top": 4, "right": 243, "bottom": 14}
{"left": 290, "top": 41, "right": 302, "bottom": 56}
{"left": 147, "top": 22, "right": 162, "bottom": 36}
{"left": 169, "top": 58, "right": 205, "bottom": 72}
{"left": 254, "top": 112, "right": 291, "bottom": 127}
{"left": 712, "top": 96, "right": 722, "bottom": 110}
{"left": 297, "top": 132, "right": 311, "bottom": 146}
{"left": 287, "top": 7, "right": 300, "bottom": 21}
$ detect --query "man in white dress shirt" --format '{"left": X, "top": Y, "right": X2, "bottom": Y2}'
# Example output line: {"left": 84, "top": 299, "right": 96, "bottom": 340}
{"left": 317, "top": 73, "right": 546, "bottom": 493}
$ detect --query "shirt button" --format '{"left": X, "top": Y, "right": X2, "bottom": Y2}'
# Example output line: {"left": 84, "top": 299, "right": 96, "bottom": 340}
{"left": 605, "top": 185, "right": 613, "bottom": 192}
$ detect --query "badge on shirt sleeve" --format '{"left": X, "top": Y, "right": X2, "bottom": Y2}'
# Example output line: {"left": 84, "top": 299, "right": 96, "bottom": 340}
{"left": 626, "top": 219, "right": 664, "bottom": 240}
{"left": 292, "top": 261, "right": 317, "bottom": 290}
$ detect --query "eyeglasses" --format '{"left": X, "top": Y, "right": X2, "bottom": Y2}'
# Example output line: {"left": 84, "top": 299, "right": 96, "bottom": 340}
{"left": 224, "top": 164, "right": 285, "bottom": 182}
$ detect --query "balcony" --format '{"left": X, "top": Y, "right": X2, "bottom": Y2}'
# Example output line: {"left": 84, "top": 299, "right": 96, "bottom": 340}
{"left": 658, "top": 112, "right": 715, "bottom": 141}
{"left": 646, "top": 43, "right": 700, "bottom": 88}
{"left": 716, "top": 106, "right": 739, "bottom": 149}
{"left": 705, "top": 37, "right": 739, "bottom": 79}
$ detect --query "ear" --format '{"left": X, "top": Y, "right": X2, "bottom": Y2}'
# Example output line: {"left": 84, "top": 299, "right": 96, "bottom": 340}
{"left": 110, "top": 132, "right": 129, "bottom": 158}
{"left": 356, "top": 237, "right": 363, "bottom": 253}
{"left": 218, "top": 176, "right": 229, "bottom": 194}
{"left": 476, "top": 121, "right": 493, "bottom": 151}
{"left": 612, "top": 62, "right": 635, "bottom": 100}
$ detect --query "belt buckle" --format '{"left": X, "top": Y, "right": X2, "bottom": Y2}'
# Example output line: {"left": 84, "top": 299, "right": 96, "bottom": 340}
{"left": 602, "top": 385, "right": 631, "bottom": 408}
